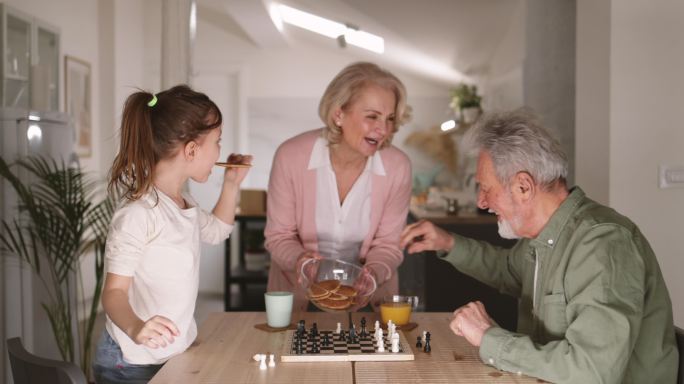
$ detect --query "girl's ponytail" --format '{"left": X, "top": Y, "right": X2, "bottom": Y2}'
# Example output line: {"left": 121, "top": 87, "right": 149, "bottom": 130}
{"left": 108, "top": 91, "right": 157, "bottom": 200}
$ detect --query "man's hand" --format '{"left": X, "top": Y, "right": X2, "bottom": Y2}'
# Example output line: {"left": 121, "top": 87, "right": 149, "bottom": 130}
{"left": 400, "top": 219, "right": 454, "bottom": 254}
{"left": 449, "top": 301, "right": 495, "bottom": 347}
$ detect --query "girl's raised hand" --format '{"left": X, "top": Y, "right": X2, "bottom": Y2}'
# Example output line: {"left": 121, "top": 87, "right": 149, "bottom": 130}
{"left": 133, "top": 315, "right": 180, "bottom": 349}
{"left": 223, "top": 153, "right": 252, "bottom": 186}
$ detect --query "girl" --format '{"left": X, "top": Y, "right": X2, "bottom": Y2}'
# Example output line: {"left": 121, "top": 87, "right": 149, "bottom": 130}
{"left": 93, "top": 85, "right": 251, "bottom": 383}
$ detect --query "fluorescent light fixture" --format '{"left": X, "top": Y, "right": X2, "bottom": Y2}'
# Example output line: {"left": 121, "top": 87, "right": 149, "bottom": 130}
{"left": 27, "top": 124, "right": 42, "bottom": 141}
{"left": 276, "top": 4, "right": 384, "bottom": 54}
{"left": 441, "top": 119, "right": 456, "bottom": 132}
{"left": 28, "top": 114, "right": 40, "bottom": 121}
{"left": 269, "top": 3, "right": 284, "bottom": 31}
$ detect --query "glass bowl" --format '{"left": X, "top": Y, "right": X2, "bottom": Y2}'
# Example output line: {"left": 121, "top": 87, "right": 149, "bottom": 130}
{"left": 299, "top": 257, "right": 377, "bottom": 313}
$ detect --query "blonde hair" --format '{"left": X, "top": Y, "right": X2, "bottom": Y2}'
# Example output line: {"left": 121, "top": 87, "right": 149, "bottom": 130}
{"left": 318, "top": 62, "right": 411, "bottom": 148}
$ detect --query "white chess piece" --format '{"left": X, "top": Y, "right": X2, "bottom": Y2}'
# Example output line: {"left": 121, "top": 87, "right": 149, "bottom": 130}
{"left": 336, "top": 322, "right": 342, "bottom": 334}
{"left": 422, "top": 330, "right": 427, "bottom": 344}
{"left": 391, "top": 332, "right": 400, "bottom": 353}
{"left": 377, "top": 336, "right": 385, "bottom": 352}
{"left": 268, "top": 354, "right": 276, "bottom": 368}
{"left": 375, "top": 327, "right": 382, "bottom": 342}
{"left": 259, "top": 354, "right": 267, "bottom": 370}
{"left": 374, "top": 320, "right": 380, "bottom": 331}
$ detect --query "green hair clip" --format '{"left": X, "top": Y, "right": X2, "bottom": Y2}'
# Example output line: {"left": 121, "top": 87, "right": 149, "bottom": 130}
{"left": 147, "top": 94, "right": 158, "bottom": 107}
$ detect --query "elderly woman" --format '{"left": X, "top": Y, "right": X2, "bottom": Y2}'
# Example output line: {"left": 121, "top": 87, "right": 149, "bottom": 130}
{"left": 265, "top": 62, "right": 412, "bottom": 312}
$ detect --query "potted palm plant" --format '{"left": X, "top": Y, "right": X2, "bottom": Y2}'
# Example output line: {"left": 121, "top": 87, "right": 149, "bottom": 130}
{"left": 450, "top": 83, "right": 483, "bottom": 124}
{"left": 0, "top": 156, "right": 115, "bottom": 380}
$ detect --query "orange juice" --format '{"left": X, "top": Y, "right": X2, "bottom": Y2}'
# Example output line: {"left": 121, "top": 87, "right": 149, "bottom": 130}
{"left": 380, "top": 302, "right": 412, "bottom": 325}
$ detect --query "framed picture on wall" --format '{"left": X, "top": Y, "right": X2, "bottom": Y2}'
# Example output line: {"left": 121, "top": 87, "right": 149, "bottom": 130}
{"left": 65, "top": 55, "right": 92, "bottom": 158}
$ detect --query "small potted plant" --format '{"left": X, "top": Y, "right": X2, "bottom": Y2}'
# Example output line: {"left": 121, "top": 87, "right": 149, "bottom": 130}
{"left": 450, "top": 83, "right": 482, "bottom": 124}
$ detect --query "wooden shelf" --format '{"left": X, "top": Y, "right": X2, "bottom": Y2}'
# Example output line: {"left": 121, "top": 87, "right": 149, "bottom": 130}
{"left": 225, "top": 214, "right": 270, "bottom": 311}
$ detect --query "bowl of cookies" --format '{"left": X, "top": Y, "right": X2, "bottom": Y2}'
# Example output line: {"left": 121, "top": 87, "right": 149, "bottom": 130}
{"left": 300, "top": 257, "right": 377, "bottom": 312}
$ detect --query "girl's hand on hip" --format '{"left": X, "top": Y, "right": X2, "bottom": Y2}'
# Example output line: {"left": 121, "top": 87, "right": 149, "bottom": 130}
{"left": 133, "top": 315, "right": 180, "bottom": 349}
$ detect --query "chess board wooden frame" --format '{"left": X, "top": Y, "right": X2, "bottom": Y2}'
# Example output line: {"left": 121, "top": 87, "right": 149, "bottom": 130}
{"left": 280, "top": 329, "right": 415, "bottom": 362}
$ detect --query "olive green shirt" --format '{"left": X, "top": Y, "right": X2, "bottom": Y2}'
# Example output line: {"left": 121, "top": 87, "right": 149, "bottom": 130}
{"left": 439, "top": 187, "right": 678, "bottom": 383}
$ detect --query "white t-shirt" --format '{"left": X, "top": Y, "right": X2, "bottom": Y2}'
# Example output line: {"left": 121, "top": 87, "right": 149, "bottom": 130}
{"left": 309, "top": 137, "right": 386, "bottom": 264}
{"left": 104, "top": 189, "right": 233, "bottom": 365}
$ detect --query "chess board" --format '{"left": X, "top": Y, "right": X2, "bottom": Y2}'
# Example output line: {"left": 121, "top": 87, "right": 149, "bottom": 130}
{"left": 280, "top": 330, "right": 414, "bottom": 362}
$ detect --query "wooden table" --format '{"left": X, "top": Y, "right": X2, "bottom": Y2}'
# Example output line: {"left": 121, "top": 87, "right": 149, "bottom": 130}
{"left": 151, "top": 312, "right": 541, "bottom": 383}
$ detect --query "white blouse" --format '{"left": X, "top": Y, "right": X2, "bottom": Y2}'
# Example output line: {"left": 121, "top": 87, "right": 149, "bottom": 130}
{"left": 308, "top": 137, "right": 386, "bottom": 265}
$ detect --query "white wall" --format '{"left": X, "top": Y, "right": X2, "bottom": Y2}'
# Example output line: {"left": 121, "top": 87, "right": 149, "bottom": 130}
{"left": 577, "top": 0, "right": 684, "bottom": 327}
{"left": 609, "top": 0, "right": 684, "bottom": 327}
{"left": 575, "top": 0, "right": 610, "bottom": 205}
{"left": 484, "top": 0, "right": 526, "bottom": 111}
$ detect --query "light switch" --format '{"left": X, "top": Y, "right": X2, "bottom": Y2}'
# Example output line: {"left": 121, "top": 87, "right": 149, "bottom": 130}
{"left": 659, "top": 165, "right": 684, "bottom": 189}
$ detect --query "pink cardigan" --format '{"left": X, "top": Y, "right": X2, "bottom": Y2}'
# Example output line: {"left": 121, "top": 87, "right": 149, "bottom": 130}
{"left": 265, "top": 129, "right": 412, "bottom": 311}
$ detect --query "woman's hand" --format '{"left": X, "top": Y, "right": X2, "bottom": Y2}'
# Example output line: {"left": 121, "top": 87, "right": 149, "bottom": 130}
{"left": 354, "top": 267, "right": 377, "bottom": 294}
{"left": 131, "top": 315, "right": 180, "bottom": 349}
{"left": 296, "top": 251, "right": 322, "bottom": 285}
{"left": 223, "top": 153, "right": 252, "bottom": 186}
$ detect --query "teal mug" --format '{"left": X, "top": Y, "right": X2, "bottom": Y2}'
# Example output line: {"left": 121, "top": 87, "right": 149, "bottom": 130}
{"left": 264, "top": 291, "right": 293, "bottom": 328}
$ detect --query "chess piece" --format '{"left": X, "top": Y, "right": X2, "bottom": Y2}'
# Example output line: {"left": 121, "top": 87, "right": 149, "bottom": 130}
{"left": 424, "top": 332, "right": 431, "bottom": 353}
{"left": 268, "top": 354, "right": 276, "bottom": 368}
{"left": 360, "top": 317, "right": 367, "bottom": 337}
{"left": 422, "top": 331, "right": 427, "bottom": 344}
{"left": 374, "top": 320, "right": 380, "bottom": 332}
{"left": 349, "top": 324, "right": 357, "bottom": 343}
{"left": 377, "top": 336, "right": 385, "bottom": 352}
{"left": 336, "top": 322, "right": 342, "bottom": 334}
{"left": 375, "top": 327, "right": 383, "bottom": 342}
{"left": 391, "top": 332, "right": 400, "bottom": 353}
{"left": 340, "top": 330, "right": 346, "bottom": 340}
{"left": 323, "top": 333, "right": 330, "bottom": 346}
{"left": 416, "top": 336, "right": 422, "bottom": 348}
{"left": 259, "top": 354, "right": 267, "bottom": 370}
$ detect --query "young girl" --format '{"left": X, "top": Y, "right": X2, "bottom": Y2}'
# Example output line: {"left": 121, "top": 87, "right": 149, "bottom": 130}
{"left": 92, "top": 85, "right": 251, "bottom": 383}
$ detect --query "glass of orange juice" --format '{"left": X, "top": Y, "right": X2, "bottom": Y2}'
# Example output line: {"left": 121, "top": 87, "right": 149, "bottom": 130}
{"left": 380, "top": 295, "right": 419, "bottom": 326}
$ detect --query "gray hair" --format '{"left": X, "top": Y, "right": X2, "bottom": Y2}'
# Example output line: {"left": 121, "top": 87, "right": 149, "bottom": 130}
{"left": 318, "top": 62, "right": 411, "bottom": 148}
{"left": 471, "top": 108, "right": 568, "bottom": 188}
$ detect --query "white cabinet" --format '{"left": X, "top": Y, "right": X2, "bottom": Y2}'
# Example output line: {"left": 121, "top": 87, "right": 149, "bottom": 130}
{"left": 0, "top": 4, "right": 59, "bottom": 111}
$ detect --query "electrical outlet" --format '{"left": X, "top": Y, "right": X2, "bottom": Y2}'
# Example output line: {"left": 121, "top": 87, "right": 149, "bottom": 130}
{"left": 659, "top": 165, "right": 684, "bottom": 189}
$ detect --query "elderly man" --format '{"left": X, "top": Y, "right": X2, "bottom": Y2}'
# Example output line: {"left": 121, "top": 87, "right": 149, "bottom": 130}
{"left": 400, "top": 109, "right": 678, "bottom": 383}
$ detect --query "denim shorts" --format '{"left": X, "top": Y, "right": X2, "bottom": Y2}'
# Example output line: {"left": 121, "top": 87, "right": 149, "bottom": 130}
{"left": 92, "top": 330, "right": 164, "bottom": 384}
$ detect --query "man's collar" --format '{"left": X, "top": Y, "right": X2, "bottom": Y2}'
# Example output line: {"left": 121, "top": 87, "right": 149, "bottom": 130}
{"left": 307, "top": 137, "right": 386, "bottom": 176}
{"left": 531, "top": 186, "right": 585, "bottom": 248}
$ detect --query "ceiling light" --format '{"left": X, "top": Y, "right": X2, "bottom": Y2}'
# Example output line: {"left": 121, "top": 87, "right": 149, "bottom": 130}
{"left": 276, "top": 4, "right": 384, "bottom": 54}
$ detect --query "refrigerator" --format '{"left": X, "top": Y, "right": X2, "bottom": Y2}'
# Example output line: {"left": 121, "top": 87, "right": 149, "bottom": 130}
{"left": 0, "top": 107, "right": 76, "bottom": 383}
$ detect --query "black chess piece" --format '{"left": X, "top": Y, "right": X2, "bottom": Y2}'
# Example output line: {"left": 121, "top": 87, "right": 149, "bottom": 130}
{"left": 361, "top": 317, "right": 368, "bottom": 338}
{"left": 416, "top": 336, "right": 422, "bottom": 348}
{"left": 323, "top": 333, "right": 330, "bottom": 346}
{"left": 296, "top": 337, "right": 303, "bottom": 354}
{"left": 349, "top": 324, "right": 357, "bottom": 343}
{"left": 339, "top": 330, "right": 345, "bottom": 340}
{"left": 424, "top": 332, "right": 431, "bottom": 353}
